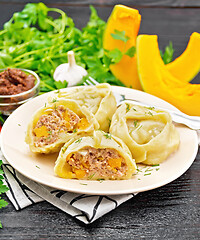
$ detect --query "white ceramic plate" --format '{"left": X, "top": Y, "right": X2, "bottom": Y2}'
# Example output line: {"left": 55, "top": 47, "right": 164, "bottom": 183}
{"left": 1, "top": 86, "right": 198, "bottom": 195}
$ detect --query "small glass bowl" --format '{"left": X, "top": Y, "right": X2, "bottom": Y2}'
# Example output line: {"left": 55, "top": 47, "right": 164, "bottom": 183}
{"left": 0, "top": 68, "right": 40, "bottom": 115}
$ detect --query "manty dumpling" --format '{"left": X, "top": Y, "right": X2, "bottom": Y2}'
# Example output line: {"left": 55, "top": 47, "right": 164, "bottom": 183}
{"left": 54, "top": 130, "right": 136, "bottom": 180}
{"left": 109, "top": 102, "right": 180, "bottom": 165}
{"left": 55, "top": 83, "right": 117, "bottom": 132}
{"left": 25, "top": 99, "right": 99, "bottom": 154}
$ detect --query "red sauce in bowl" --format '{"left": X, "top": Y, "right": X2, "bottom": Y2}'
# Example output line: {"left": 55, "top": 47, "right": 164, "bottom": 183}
{"left": 0, "top": 68, "right": 35, "bottom": 95}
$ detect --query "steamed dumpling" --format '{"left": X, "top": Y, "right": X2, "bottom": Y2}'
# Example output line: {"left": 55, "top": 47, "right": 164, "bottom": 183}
{"left": 54, "top": 130, "right": 136, "bottom": 180}
{"left": 55, "top": 83, "right": 117, "bottom": 132}
{"left": 109, "top": 102, "right": 180, "bottom": 165}
{"left": 25, "top": 99, "right": 99, "bottom": 154}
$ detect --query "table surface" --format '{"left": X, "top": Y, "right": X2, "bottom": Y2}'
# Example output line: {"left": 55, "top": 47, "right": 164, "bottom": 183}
{"left": 0, "top": 1, "right": 200, "bottom": 239}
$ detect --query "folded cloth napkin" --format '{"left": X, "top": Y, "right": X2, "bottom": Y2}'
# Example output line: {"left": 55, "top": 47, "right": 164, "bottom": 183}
{"left": 1, "top": 149, "right": 135, "bottom": 224}
{"left": 2, "top": 131, "right": 200, "bottom": 224}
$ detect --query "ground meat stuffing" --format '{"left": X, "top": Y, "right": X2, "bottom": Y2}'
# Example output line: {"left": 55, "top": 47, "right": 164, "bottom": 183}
{"left": 33, "top": 105, "right": 80, "bottom": 147}
{"left": 0, "top": 68, "right": 35, "bottom": 95}
{"left": 68, "top": 147, "right": 128, "bottom": 179}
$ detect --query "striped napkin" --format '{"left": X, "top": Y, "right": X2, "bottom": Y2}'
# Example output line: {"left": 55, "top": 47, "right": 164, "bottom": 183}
{"left": 1, "top": 149, "right": 136, "bottom": 224}
{"left": 2, "top": 131, "right": 199, "bottom": 224}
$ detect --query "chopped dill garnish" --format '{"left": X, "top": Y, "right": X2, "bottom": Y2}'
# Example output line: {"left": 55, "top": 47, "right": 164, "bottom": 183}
{"left": 144, "top": 173, "right": 151, "bottom": 176}
{"left": 152, "top": 164, "right": 160, "bottom": 167}
{"left": 88, "top": 173, "right": 95, "bottom": 180}
{"left": 75, "top": 138, "right": 82, "bottom": 144}
{"left": 52, "top": 98, "right": 58, "bottom": 103}
{"left": 132, "top": 107, "right": 137, "bottom": 111}
{"left": 126, "top": 103, "right": 130, "bottom": 112}
{"left": 132, "top": 173, "right": 138, "bottom": 176}
{"left": 107, "top": 118, "right": 111, "bottom": 128}
{"left": 80, "top": 183, "right": 87, "bottom": 185}
{"left": 36, "top": 165, "right": 40, "bottom": 169}
{"left": 147, "top": 111, "right": 153, "bottom": 116}
{"left": 73, "top": 128, "right": 77, "bottom": 133}
{"left": 145, "top": 168, "right": 153, "bottom": 172}
{"left": 133, "top": 120, "right": 138, "bottom": 127}
{"left": 62, "top": 146, "right": 67, "bottom": 153}
{"left": 97, "top": 178, "right": 104, "bottom": 183}
{"left": 136, "top": 167, "right": 142, "bottom": 173}
{"left": 18, "top": 123, "right": 21, "bottom": 126}
{"left": 104, "top": 133, "right": 112, "bottom": 139}
{"left": 148, "top": 107, "right": 155, "bottom": 110}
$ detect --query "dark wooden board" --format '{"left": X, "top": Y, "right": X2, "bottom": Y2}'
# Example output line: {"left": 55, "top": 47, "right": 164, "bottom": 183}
{"left": 0, "top": 3, "right": 199, "bottom": 83}
{"left": 0, "top": 2, "right": 200, "bottom": 239}
{"left": 1, "top": 3, "right": 200, "bottom": 56}
{"left": 1, "top": 0, "right": 200, "bottom": 7}
{"left": 1, "top": 149, "right": 200, "bottom": 239}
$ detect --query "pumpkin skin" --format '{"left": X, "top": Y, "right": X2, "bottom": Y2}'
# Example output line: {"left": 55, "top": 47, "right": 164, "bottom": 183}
{"left": 166, "top": 32, "right": 200, "bottom": 82}
{"left": 103, "top": 5, "right": 142, "bottom": 89}
{"left": 136, "top": 34, "right": 200, "bottom": 116}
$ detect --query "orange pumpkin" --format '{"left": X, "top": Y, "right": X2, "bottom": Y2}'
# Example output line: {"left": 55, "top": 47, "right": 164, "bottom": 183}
{"left": 136, "top": 34, "right": 200, "bottom": 116}
{"left": 166, "top": 32, "right": 200, "bottom": 82}
{"left": 103, "top": 5, "right": 142, "bottom": 89}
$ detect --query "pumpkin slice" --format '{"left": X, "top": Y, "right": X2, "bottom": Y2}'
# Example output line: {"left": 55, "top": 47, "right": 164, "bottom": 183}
{"left": 166, "top": 32, "right": 200, "bottom": 82}
{"left": 136, "top": 34, "right": 200, "bottom": 116}
{"left": 103, "top": 4, "right": 142, "bottom": 89}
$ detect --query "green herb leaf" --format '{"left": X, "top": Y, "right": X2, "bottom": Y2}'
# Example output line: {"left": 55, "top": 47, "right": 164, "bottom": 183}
{"left": 75, "top": 138, "right": 82, "bottom": 144}
{"left": 0, "top": 160, "right": 9, "bottom": 228}
{"left": 106, "top": 48, "right": 123, "bottom": 64}
{"left": 103, "top": 133, "right": 112, "bottom": 139}
{"left": 160, "top": 41, "right": 174, "bottom": 64}
{"left": 88, "top": 173, "right": 95, "bottom": 180}
{"left": 111, "top": 29, "right": 130, "bottom": 43}
{"left": 133, "top": 120, "right": 138, "bottom": 127}
{"left": 0, "top": 3, "right": 127, "bottom": 91}
{"left": 126, "top": 103, "right": 130, "bottom": 112}
{"left": 125, "top": 46, "right": 136, "bottom": 58}
{"left": 54, "top": 80, "right": 68, "bottom": 89}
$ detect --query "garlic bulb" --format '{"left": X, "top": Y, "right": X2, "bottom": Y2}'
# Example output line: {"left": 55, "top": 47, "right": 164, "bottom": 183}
{"left": 53, "top": 50, "right": 87, "bottom": 87}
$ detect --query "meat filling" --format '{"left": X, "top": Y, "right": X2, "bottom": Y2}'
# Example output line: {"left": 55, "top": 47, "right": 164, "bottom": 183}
{"left": 67, "top": 147, "right": 128, "bottom": 179}
{"left": 33, "top": 105, "right": 82, "bottom": 147}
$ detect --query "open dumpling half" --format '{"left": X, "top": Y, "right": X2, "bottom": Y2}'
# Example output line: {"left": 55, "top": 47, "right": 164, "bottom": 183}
{"left": 55, "top": 83, "right": 117, "bottom": 132}
{"left": 109, "top": 102, "right": 180, "bottom": 165}
{"left": 25, "top": 99, "right": 99, "bottom": 154}
{"left": 54, "top": 130, "right": 136, "bottom": 180}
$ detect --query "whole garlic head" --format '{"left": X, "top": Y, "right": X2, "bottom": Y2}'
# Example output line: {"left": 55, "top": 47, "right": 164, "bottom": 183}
{"left": 53, "top": 50, "right": 87, "bottom": 87}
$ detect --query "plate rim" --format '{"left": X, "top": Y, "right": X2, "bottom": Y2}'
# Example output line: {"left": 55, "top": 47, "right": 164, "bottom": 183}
{"left": 1, "top": 86, "right": 199, "bottom": 195}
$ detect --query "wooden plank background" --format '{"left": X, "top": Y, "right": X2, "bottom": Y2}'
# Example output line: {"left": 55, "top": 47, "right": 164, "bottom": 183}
{"left": 0, "top": 0, "right": 200, "bottom": 7}
{"left": 0, "top": 1, "right": 200, "bottom": 239}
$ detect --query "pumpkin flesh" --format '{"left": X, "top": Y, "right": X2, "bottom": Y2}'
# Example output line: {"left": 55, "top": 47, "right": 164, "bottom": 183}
{"left": 137, "top": 34, "right": 200, "bottom": 116}
{"left": 166, "top": 32, "right": 200, "bottom": 82}
{"left": 103, "top": 5, "right": 142, "bottom": 89}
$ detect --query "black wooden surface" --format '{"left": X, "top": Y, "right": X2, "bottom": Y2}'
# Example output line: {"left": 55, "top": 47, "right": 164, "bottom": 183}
{"left": 0, "top": 1, "right": 200, "bottom": 239}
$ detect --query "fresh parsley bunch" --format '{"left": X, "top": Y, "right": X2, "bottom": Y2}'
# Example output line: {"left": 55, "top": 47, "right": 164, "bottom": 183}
{"left": 0, "top": 160, "right": 9, "bottom": 228}
{"left": 0, "top": 3, "right": 174, "bottom": 92}
{"left": 0, "top": 3, "right": 125, "bottom": 92}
